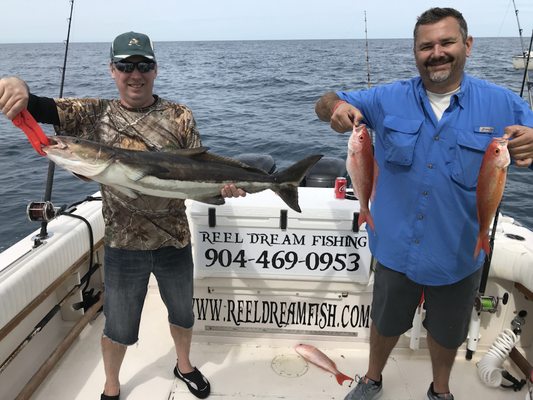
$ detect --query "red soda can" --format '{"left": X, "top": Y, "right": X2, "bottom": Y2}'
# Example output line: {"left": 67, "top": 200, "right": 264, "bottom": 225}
{"left": 334, "top": 177, "right": 347, "bottom": 199}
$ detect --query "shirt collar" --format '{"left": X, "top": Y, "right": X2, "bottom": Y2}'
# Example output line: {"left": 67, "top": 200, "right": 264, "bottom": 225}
{"left": 416, "top": 73, "right": 469, "bottom": 109}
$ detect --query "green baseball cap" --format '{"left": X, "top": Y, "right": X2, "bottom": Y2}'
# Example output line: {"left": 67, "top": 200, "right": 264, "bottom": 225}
{"left": 110, "top": 31, "right": 156, "bottom": 62}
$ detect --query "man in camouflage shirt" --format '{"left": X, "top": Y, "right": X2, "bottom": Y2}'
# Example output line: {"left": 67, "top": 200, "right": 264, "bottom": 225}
{"left": 0, "top": 31, "right": 243, "bottom": 400}
{"left": 54, "top": 95, "right": 200, "bottom": 250}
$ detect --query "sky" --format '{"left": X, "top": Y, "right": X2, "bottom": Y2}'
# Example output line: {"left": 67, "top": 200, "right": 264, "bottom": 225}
{"left": 1, "top": 0, "right": 532, "bottom": 43}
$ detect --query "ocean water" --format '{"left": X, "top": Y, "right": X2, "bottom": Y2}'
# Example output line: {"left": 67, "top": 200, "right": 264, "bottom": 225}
{"left": 0, "top": 38, "right": 531, "bottom": 251}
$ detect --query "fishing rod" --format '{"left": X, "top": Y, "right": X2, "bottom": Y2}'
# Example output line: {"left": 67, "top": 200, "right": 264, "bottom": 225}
{"left": 465, "top": 30, "right": 533, "bottom": 362}
{"left": 364, "top": 11, "right": 371, "bottom": 88}
{"left": 36, "top": 0, "right": 75, "bottom": 242}
{"left": 512, "top": 0, "right": 526, "bottom": 55}
{"left": 485, "top": 29, "right": 533, "bottom": 279}
{"left": 519, "top": 30, "right": 533, "bottom": 109}
{"left": 465, "top": 205, "right": 510, "bottom": 360}
{"left": 512, "top": 0, "right": 533, "bottom": 107}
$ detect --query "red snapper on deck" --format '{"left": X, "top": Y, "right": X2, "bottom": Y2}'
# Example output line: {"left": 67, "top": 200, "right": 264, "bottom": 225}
{"left": 294, "top": 343, "right": 354, "bottom": 386}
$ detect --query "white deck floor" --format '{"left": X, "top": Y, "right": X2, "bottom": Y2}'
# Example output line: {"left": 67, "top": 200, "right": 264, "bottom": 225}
{"left": 29, "top": 283, "right": 531, "bottom": 400}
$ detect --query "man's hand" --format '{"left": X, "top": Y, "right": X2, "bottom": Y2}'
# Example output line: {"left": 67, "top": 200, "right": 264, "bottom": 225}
{"left": 315, "top": 91, "right": 364, "bottom": 133}
{"left": 221, "top": 184, "right": 246, "bottom": 198}
{"left": 330, "top": 101, "right": 364, "bottom": 133}
{"left": 504, "top": 125, "right": 533, "bottom": 168}
{"left": 0, "top": 77, "right": 30, "bottom": 120}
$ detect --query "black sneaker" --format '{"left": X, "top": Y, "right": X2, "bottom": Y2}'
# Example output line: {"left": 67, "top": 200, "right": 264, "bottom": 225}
{"left": 426, "top": 382, "right": 454, "bottom": 400}
{"left": 173, "top": 366, "right": 211, "bottom": 399}
{"left": 100, "top": 393, "right": 120, "bottom": 400}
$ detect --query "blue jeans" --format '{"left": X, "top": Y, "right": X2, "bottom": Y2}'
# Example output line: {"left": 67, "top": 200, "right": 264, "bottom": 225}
{"left": 103, "top": 245, "right": 195, "bottom": 345}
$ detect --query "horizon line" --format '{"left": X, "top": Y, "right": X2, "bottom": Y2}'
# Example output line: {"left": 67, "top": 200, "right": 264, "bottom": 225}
{"left": 0, "top": 35, "right": 524, "bottom": 45}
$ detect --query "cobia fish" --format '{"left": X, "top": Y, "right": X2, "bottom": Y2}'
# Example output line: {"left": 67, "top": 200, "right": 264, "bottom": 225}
{"left": 295, "top": 343, "right": 353, "bottom": 386}
{"left": 474, "top": 138, "right": 510, "bottom": 258}
{"left": 346, "top": 124, "right": 377, "bottom": 231}
{"left": 42, "top": 136, "right": 322, "bottom": 213}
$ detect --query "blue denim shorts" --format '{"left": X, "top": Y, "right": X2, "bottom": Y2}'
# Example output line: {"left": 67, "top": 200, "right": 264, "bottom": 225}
{"left": 103, "top": 245, "right": 195, "bottom": 345}
{"left": 370, "top": 262, "right": 482, "bottom": 349}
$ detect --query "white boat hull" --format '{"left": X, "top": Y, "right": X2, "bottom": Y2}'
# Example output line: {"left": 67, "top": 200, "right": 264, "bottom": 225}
{"left": 512, "top": 52, "right": 533, "bottom": 70}
{"left": 0, "top": 188, "right": 532, "bottom": 399}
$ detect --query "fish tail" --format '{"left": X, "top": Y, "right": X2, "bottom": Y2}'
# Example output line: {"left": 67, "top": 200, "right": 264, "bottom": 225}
{"left": 474, "top": 234, "right": 491, "bottom": 258}
{"left": 274, "top": 155, "right": 323, "bottom": 212}
{"left": 358, "top": 210, "right": 375, "bottom": 232}
{"left": 336, "top": 372, "right": 354, "bottom": 386}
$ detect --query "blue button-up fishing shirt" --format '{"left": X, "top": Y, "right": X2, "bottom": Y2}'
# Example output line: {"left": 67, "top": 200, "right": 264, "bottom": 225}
{"left": 338, "top": 73, "right": 533, "bottom": 285}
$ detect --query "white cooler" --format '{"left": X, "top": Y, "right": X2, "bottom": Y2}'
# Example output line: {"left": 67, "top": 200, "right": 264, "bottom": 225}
{"left": 186, "top": 187, "right": 374, "bottom": 341}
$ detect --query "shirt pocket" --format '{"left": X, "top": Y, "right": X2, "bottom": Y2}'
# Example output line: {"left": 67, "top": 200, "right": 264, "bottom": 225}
{"left": 450, "top": 130, "right": 493, "bottom": 189}
{"left": 383, "top": 115, "right": 423, "bottom": 166}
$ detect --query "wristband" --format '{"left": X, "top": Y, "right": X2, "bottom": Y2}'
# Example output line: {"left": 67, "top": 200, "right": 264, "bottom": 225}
{"left": 331, "top": 100, "right": 346, "bottom": 115}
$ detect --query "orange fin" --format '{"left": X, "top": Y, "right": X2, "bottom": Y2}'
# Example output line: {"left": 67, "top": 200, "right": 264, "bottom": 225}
{"left": 336, "top": 372, "right": 354, "bottom": 386}
{"left": 474, "top": 234, "right": 491, "bottom": 258}
{"left": 358, "top": 210, "right": 375, "bottom": 232}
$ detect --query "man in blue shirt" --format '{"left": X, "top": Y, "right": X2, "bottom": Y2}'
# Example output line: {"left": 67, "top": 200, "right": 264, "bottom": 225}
{"left": 316, "top": 7, "right": 533, "bottom": 400}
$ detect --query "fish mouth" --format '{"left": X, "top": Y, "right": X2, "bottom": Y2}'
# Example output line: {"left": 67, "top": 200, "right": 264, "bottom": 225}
{"left": 42, "top": 136, "right": 68, "bottom": 152}
{"left": 353, "top": 123, "right": 367, "bottom": 133}
{"left": 46, "top": 137, "right": 59, "bottom": 145}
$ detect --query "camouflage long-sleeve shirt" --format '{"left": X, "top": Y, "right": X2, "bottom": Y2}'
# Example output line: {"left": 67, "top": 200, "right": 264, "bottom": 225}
{"left": 54, "top": 96, "right": 201, "bottom": 250}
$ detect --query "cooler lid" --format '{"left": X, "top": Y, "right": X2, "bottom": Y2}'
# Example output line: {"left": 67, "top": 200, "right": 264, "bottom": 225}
{"left": 186, "top": 187, "right": 361, "bottom": 222}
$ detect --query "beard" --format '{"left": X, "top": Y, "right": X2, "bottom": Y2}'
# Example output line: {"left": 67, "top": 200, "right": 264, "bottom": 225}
{"left": 428, "top": 69, "right": 451, "bottom": 83}
{"left": 425, "top": 56, "right": 453, "bottom": 83}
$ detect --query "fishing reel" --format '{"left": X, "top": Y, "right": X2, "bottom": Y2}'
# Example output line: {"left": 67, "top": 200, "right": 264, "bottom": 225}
{"left": 511, "top": 310, "right": 527, "bottom": 335}
{"left": 26, "top": 201, "right": 62, "bottom": 222}
{"left": 474, "top": 292, "right": 509, "bottom": 313}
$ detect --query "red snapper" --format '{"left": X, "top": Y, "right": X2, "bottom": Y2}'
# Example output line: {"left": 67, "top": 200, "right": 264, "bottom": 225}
{"left": 474, "top": 138, "right": 510, "bottom": 258}
{"left": 294, "top": 343, "right": 353, "bottom": 386}
{"left": 346, "top": 124, "right": 377, "bottom": 231}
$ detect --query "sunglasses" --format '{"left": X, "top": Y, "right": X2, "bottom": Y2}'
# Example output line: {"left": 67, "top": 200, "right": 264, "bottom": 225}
{"left": 114, "top": 61, "right": 156, "bottom": 73}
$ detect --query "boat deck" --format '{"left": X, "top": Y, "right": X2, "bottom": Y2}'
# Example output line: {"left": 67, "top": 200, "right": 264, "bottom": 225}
{"left": 30, "top": 283, "right": 531, "bottom": 400}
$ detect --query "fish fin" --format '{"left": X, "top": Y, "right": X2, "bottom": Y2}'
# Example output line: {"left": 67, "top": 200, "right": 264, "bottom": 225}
{"left": 167, "top": 146, "right": 210, "bottom": 156}
{"left": 274, "top": 186, "right": 300, "bottom": 212}
{"left": 120, "top": 163, "right": 170, "bottom": 181}
{"left": 273, "top": 155, "right": 323, "bottom": 212}
{"left": 194, "top": 195, "right": 226, "bottom": 206}
{"left": 474, "top": 234, "right": 491, "bottom": 258}
{"left": 351, "top": 178, "right": 361, "bottom": 200}
{"left": 124, "top": 168, "right": 149, "bottom": 181}
{"left": 191, "top": 151, "right": 270, "bottom": 174}
{"left": 336, "top": 372, "right": 354, "bottom": 386}
{"left": 61, "top": 159, "right": 112, "bottom": 177}
{"left": 111, "top": 185, "right": 139, "bottom": 199}
{"left": 72, "top": 173, "right": 93, "bottom": 182}
{"left": 358, "top": 210, "right": 375, "bottom": 232}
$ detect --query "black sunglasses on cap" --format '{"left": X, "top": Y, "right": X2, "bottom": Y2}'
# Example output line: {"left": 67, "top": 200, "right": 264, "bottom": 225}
{"left": 114, "top": 61, "right": 156, "bottom": 73}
